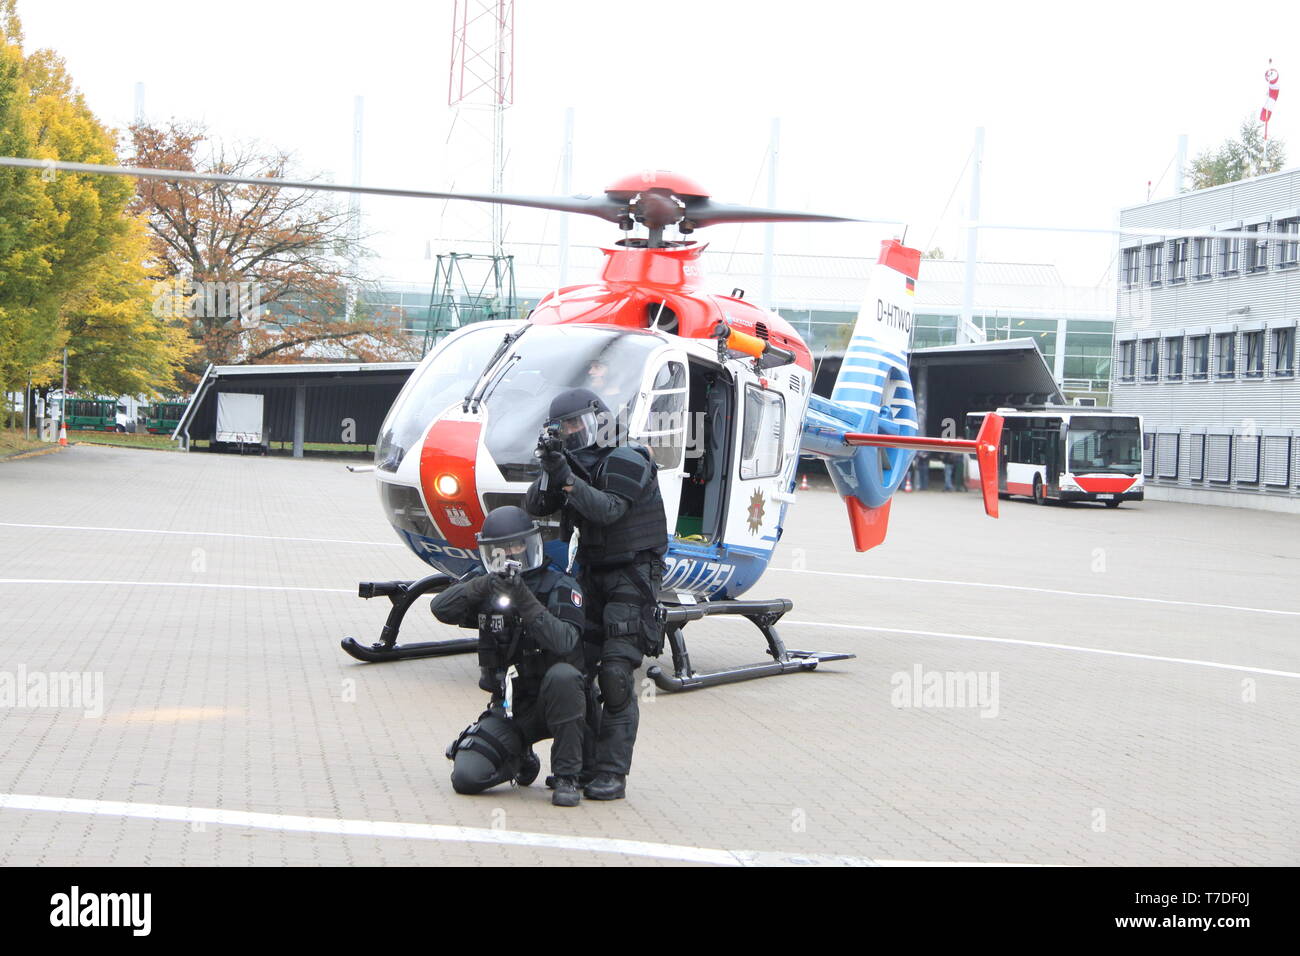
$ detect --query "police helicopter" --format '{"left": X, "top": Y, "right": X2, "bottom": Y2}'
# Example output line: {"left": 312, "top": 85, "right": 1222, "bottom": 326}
{"left": 0, "top": 158, "right": 1003, "bottom": 691}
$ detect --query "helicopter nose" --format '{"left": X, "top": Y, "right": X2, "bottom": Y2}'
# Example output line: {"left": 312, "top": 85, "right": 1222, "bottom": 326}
{"left": 419, "top": 417, "right": 486, "bottom": 549}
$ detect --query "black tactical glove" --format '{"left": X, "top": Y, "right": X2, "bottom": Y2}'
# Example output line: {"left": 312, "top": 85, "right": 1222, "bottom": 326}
{"left": 542, "top": 450, "right": 572, "bottom": 487}
{"left": 506, "top": 577, "right": 545, "bottom": 621}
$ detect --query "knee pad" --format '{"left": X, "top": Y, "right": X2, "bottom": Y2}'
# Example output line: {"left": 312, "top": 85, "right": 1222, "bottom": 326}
{"left": 597, "top": 661, "right": 634, "bottom": 715}
{"left": 445, "top": 712, "right": 523, "bottom": 793}
{"left": 450, "top": 750, "right": 499, "bottom": 794}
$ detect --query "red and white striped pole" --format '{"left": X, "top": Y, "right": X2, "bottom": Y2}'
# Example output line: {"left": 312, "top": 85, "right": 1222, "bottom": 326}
{"left": 1262, "top": 63, "right": 1280, "bottom": 140}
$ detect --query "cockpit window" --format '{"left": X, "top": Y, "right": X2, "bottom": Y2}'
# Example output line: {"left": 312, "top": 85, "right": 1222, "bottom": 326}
{"left": 375, "top": 324, "right": 663, "bottom": 478}
{"left": 481, "top": 326, "right": 661, "bottom": 479}
{"left": 375, "top": 327, "right": 500, "bottom": 472}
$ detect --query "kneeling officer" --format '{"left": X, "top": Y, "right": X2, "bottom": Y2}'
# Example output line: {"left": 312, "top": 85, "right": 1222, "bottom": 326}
{"left": 434, "top": 506, "right": 589, "bottom": 807}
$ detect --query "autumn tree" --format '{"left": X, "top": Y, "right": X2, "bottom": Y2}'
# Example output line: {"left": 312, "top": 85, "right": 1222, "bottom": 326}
{"left": 126, "top": 121, "right": 420, "bottom": 381}
{"left": 1187, "top": 117, "right": 1287, "bottom": 191}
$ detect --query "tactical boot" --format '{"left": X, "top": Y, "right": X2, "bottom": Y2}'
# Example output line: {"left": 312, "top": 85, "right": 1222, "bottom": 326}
{"left": 583, "top": 772, "right": 626, "bottom": 801}
{"left": 515, "top": 749, "right": 541, "bottom": 787}
{"left": 551, "top": 776, "right": 581, "bottom": 808}
{"left": 546, "top": 771, "right": 594, "bottom": 790}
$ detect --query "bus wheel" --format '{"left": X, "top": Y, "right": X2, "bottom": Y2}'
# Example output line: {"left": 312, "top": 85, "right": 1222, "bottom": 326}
{"left": 1104, "top": 499, "right": 1122, "bottom": 509}
{"left": 1033, "top": 476, "right": 1047, "bottom": 505}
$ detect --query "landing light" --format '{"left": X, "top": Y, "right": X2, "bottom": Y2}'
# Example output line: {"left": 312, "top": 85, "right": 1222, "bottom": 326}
{"left": 434, "top": 473, "right": 460, "bottom": 497}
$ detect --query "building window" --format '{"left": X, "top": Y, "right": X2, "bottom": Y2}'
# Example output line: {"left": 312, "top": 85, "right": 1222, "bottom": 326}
{"left": 1188, "top": 335, "right": 1209, "bottom": 380}
{"left": 1145, "top": 243, "right": 1163, "bottom": 284}
{"left": 1194, "top": 238, "right": 1214, "bottom": 278}
{"left": 1164, "top": 337, "right": 1183, "bottom": 380}
{"left": 1121, "top": 247, "right": 1141, "bottom": 287}
{"left": 1118, "top": 340, "right": 1136, "bottom": 382}
{"left": 1273, "top": 326, "right": 1295, "bottom": 376}
{"left": 1215, "top": 332, "right": 1236, "bottom": 379}
{"left": 1221, "top": 234, "right": 1241, "bottom": 274}
{"left": 1243, "top": 330, "right": 1265, "bottom": 377}
{"left": 1141, "top": 339, "right": 1159, "bottom": 381}
{"left": 1169, "top": 239, "right": 1189, "bottom": 282}
{"left": 1246, "top": 225, "right": 1268, "bottom": 272}
{"left": 1277, "top": 219, "right": 1300, "bottom": 267}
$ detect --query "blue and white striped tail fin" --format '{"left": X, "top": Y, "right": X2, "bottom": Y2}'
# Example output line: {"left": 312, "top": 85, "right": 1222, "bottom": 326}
{"left": 831, "top": 239, "right": 921, "bottom": 438}
{"left": 814, "top": 240, "right": 923, "bottom": 524}
{"left": 833, "top": 337, "right": 918, "bottom": 437}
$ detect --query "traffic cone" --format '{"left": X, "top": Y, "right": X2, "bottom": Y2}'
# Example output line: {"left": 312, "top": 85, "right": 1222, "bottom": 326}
{"left": 58, "top": 422, "right": 67, "bottom": 446}
{"left": 903, "top": 474, "right": 912, "bottom": 493}
{"left": 799, "top": 474, "right": 809, "bottom": 491}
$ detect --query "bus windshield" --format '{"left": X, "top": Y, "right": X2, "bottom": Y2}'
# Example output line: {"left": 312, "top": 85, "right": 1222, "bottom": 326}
{"left": 1067, "top": 416, "right": 1141, "bottom": 474}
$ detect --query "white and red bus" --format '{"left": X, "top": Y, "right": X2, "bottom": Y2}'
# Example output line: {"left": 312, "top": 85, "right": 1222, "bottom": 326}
{"left": 965, "top": 407, "right": 1144, "bottom": 508}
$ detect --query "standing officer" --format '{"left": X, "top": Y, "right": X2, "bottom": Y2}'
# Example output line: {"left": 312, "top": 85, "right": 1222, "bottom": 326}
{"left": 434, "top": 506, "right": 589, "bottom": 808}
{"left": 525, "top": 387, "right": 668, "bottom": 802}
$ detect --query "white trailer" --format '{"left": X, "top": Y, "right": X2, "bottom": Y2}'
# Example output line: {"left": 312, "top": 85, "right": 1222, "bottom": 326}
{"left": 215, "top": 392, "right": 265, "bottom": 451}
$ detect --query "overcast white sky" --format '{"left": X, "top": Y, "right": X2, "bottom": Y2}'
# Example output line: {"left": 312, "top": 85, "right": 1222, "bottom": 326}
{"left": 18, "top": 0, "right": 1300, "bottom": 289}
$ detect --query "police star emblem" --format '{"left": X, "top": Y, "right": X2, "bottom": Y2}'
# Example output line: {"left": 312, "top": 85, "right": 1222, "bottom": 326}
{"left": 746, "top": 489, "right": 766, "bottom": 534}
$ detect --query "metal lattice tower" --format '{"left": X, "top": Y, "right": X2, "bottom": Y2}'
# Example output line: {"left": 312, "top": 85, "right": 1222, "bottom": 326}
{"left": 449, "top": 0, "right": 514, "bottom": 256}
{"left": 426, "top": 0, "right": 518, "bottom": 357}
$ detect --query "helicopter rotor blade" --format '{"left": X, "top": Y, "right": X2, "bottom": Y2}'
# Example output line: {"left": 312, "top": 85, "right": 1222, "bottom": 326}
{"left": 679, "top": 198, "right": 875, "bottom": 229}
{"left": 0, "top": 156, "right": 630, "bottom": 223}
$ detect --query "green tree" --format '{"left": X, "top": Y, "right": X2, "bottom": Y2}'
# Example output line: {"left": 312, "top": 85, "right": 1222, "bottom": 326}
{"left": 1187, "top": 117, "right": 1286, "bottom": 191}
{"left": 0, "top": 3, "right": 188, "bottom": 405}
{"left": 0, "top": 15, "right": 62, "bottom": 398}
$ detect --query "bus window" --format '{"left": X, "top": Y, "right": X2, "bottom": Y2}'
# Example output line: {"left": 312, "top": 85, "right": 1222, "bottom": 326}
{"left": 1067, "top": 417, "right": 1141, "bottom": 474}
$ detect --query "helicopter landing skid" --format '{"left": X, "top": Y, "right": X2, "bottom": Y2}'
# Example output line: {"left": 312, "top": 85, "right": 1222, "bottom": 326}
{"left": 647, "top": 598, "right": 853, "bottom": 692}
{"left": 340, "top": 573, "right": 478, "bottom": 663}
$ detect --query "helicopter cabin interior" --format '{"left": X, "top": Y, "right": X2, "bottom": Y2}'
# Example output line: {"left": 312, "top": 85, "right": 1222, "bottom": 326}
{"left": 670, "top": 357, "right": 732, "bottom": 543}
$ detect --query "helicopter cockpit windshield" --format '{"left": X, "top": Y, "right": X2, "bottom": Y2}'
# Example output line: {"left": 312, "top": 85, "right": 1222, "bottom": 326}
{"left": 375, "top": 324, "right": 662, "bottom": 478}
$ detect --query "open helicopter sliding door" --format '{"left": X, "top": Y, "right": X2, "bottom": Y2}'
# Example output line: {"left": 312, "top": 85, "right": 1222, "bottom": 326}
{"left": 674, "top": 356, "right": 733, "bottom": 544}
{"left": 649, "top": 360, "right": 852, "bottom": 692}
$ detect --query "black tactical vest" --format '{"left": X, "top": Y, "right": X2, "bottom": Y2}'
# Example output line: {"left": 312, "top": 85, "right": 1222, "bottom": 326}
{"left": 574, "top": 444, "right": 669, "bottom": 568}
{"left": 476, "top": 566, "right": 584, "bottom": 684}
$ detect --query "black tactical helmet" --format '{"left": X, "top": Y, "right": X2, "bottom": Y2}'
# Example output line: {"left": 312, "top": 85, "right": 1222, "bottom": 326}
{"left": 475, "top": 506, "right": 545, "bottom": 573}
{"left": 547, "top": 387, "right": 609, "bottom": 451}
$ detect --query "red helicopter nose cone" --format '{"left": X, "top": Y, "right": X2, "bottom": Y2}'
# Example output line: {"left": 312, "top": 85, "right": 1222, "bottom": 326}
{"left": 419, "top": 417, "right": 486, "bottom": 549}
{"left": 605, "top": 170, "right": 710, "bottom": 199}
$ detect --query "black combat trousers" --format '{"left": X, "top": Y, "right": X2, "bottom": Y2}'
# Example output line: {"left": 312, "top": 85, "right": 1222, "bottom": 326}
{"left": 578, "top": 554, "right": 664, "bottom": 775}
{"left": 450, "top": 662, "right": 587, "bottom": 792}
{"left": 512, "top": 662, "right": 587, "bottom": 778}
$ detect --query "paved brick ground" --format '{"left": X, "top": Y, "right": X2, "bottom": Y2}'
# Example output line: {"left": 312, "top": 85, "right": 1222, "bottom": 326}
{"left": 1, "top": 445, "right": 1296, "bottom": 865}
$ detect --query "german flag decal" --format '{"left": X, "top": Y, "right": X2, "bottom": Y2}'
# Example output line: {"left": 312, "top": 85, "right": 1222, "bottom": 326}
{"left": 905, "top": 277, "right": 916, "bottom": 296}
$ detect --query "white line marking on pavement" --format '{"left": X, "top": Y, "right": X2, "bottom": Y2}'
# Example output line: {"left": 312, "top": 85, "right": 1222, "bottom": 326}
{"left": 0, "top": 792, "right": 946, "bottom": 867}
{"left": 780, "top": 619, "right": 1300, "bottom": 680}
{"left": 770, "top": 567, "right": 1300, "bottom": 618}
{"left": 0, "top": 521, "right": 402, "bottom": 549}
{"left": 2, "top": 577, "right": 1294, "bottom": 678}
{"left": 0, "top": 579, "right": 353, "bottom": 594}
{"left": 10, "top": 521, "right": 1294, "bottom": 618}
